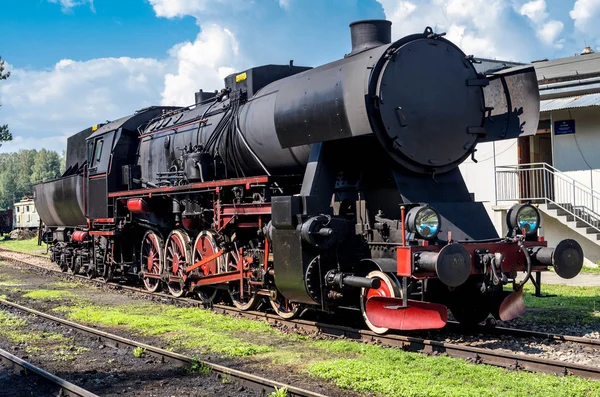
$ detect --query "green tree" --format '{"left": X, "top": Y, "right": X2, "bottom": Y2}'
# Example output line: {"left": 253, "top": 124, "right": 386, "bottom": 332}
{"left": 0, "top": 56, "right": 13, "bottom": 146}
{"left": 0, "top": 154, "right": 16, "bottom": 208}
{"left": 14, "top": 149, "right": 37, "bottom": 195}
{"left": 31, "top": 149, "right": 61, "bottom": 184}
{"left": 59, "top": 150, "right": 66, "bottom": 175}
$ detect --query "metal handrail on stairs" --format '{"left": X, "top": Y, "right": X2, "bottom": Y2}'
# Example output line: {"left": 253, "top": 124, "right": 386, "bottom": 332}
{"left": 495, "top": 163, "right": 600, "bottom": 233}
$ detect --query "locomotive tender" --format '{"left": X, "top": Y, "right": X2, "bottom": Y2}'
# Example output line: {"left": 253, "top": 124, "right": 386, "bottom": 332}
{"left": 34, "top": 20, "right": 584, "bottom": 334}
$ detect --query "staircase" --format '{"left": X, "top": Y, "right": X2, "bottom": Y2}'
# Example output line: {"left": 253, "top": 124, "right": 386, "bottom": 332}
{"left": 495, "top": 163, "right": 600, "bottom": 247}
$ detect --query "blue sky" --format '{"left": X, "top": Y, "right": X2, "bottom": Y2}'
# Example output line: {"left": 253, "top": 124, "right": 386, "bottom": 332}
{"left": 0, "top": 0, "right": 599, "bottom": 154}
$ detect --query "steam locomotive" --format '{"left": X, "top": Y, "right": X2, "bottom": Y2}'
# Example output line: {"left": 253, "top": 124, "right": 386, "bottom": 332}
{"left": 33, "top": 20, "right": 584, "bottom": 334}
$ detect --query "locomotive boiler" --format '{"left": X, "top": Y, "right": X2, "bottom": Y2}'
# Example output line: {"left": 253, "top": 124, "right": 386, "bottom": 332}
{"left": 33, "top": 20, "right": 584, "bottom": 334}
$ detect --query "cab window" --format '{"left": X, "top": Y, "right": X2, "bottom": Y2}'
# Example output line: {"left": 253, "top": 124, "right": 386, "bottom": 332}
{"left": 94, "top": 140, "right": 103, "bottom": 164}
{"left": 87, "top": 142, "right": 94, "bottom": 163}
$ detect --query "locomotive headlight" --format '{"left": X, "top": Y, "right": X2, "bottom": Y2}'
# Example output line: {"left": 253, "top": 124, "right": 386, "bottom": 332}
{"left": 507, "top": 204, "right": 540, "bottom": 235}
{"left": 406, "top": 206, "right": 441, "bottom": 240}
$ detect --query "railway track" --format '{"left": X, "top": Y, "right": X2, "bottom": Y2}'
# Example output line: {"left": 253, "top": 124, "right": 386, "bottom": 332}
{"left": 1, "top": 247, "right": 600, "bottom": 381}
{"left": 0, "top": 345, "right": 99, "bottom": 397}
{"left": 0, "top": 297, "right": 327, "bottom": 397}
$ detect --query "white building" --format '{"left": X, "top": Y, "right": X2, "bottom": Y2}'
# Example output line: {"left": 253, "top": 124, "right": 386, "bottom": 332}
{"left": 14, "top": 197, "right": 40, "bottom": 230}
{"left": 463, "top": 49, "right": 600, "bottom": 266}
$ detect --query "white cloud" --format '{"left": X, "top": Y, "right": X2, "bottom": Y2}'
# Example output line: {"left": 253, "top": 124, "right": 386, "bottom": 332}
{"left": 161, "top": 24, "right": 240, "bottom": 105}
{"left": 148, "top": 0, "right": 253, "bottom": 18}
{"left": 517, "top": 0, "right": 564, "bottom": 48}
{"left": 570, "top": 0, "right": 600, "bottom": 34}
{"left": 279, "top": 0, "right": 291, "bottom": 9}
{"left": 376, "top": 0, "right": 519, "bottom": 59}
{"left": 519, "top": 0, "right": 548, "bottom": 24}
{"left": 376, "top": 0, "right": 568, "bottom": 59}
{"left": 0, "top": 57, "right": 166, "bottom": 153}
{"left": 47, "top": 0, "right": 95, "bottom": 13}
{"left": 538, "top": 20, "right": 564, "bottom": 47}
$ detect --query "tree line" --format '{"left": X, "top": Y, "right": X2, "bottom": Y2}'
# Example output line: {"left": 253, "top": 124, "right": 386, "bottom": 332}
{"left": 0, "top": 149, "right": 65, "bottom": 209}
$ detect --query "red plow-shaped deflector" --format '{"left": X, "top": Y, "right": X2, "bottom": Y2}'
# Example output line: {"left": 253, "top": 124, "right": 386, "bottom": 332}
{"left": 365, "top": 296, "right": 448, "bottom": 331}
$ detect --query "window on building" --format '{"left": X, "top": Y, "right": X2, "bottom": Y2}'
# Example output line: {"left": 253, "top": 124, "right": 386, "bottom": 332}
{"left": 26, "top": 206, "right": 29, "bottom": 212}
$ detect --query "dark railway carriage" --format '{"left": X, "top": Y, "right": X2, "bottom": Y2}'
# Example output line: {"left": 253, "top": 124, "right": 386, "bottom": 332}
{"left": 0, "top": 209, "right": 12, "bottom": 234}
{"left": 34, "top": 20, "right": 584, "bottom": 334}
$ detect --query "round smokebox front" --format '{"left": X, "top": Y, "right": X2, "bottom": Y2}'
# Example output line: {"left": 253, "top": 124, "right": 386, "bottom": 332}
{"left": 374, "top": 36, "right": 485, "bottom": 174}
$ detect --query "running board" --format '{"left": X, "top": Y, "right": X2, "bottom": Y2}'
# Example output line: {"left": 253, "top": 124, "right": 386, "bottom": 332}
{"left": 365, "top": 296, "right": 448, "bottom": 331}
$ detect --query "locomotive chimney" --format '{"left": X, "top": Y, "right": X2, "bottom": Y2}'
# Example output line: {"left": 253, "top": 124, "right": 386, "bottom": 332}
{"left": 348, "top": 19, "right": 392, "bottom": 56}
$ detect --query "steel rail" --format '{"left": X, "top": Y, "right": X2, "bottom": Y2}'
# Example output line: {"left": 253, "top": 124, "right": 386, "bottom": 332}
{"left": 2, "top": 248, "right": 600, "bottom": 380}
{"left": 0, "top": 346, "right": 100, "bottom": 397}
{"left": 446, "top": 321, "right": 600, "bottom": 347}
{"left": 0, "top": 298, "right": 327, "bottom": 397}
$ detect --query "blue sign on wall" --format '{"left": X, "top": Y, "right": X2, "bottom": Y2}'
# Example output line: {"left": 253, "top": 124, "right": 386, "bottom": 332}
{"left": 554, "top": 119, "right": 575, "bottom": 135}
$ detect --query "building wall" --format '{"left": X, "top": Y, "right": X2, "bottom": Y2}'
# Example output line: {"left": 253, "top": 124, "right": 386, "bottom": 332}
{"left": 458, "top": 139, "right": 519, "bottom": 236}
{"left": 540, "top": 212, "right": 600, "bottom": 266}
{"left": 545, "top": 107, "right": 600, "bottom": 191}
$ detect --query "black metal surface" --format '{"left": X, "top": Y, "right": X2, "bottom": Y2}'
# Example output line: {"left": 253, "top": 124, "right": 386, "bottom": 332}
{"left": 374, "top": 37, "right": 484, "bottom": 174}
{"left": 65, "top": 127, "right": 94, "bottom": 175}
{"left": 87, "top": 178, "right": 107, "bottom": 219}
{"left": 347, "top": 20, "right": 391, "bottom": 56}
{"left": 549, "top": 239, "right": 584, "bottom": 279}
{"left": 33, "top": 175, "right": 86, "bottom": 227}
{"left": 416, "top": 244, "right": 471, "bottom": 287}
{"left": 224, "top": 64, "right": 312, "bottom": 98}
{"left": 88, "top": 106, "right": 178, "bottom": 141}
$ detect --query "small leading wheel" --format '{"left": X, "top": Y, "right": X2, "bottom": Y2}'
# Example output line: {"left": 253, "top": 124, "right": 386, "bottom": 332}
{"left": 191, "top": 230, "right": 224, "bottom": 304}
{"left": 164, "top": 229, "right": 191, "bottom": 297}
{"left": 140, "top": 230, "right": 164, "bottom": 293}
{"left": 269, "top": 289, "right": 301, "bottom": 319}
{"left": 359, "top": 270, "right": 402, "bottom": 335}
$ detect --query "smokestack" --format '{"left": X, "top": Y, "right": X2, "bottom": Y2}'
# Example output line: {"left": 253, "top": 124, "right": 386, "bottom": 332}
{"left": 348, "top": 20, "right": 392, "bottom": 56}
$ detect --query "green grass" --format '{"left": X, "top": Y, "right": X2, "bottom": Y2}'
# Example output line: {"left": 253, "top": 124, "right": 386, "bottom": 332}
{"left": 307, "top": 340, "right": 600, "bottom": 397}
{"left": 520, "top": 283, "right": 600, "bottom": 324}
{"left": 48, "top": 281, "right": 84, "bottom": 289}
{"left": 132, "top": 346, "right": 145, "bottom": 358}
{"left": 268, "top": 387, "right": 289, "bottom": 397}
{"left": 56, "top": 302, "right": 275, "bottom": 357}
{"left": 581, "top": 265, "right": 600, "bottom": 274}
{"left": 22, "top": 289, "right": 76, "bottom": 301}
{"left": 0, "top": 309, "right": 89, "bottom": 361}
{"left": 0, "top": 237, "right": 48, "bottom": 255}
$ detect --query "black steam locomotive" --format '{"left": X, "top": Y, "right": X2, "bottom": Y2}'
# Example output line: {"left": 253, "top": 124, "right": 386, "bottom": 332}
{"left": 34, "top": 20, "right": 583, "bottom": 334}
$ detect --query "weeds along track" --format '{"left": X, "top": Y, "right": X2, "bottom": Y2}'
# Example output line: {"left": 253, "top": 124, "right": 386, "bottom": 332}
{"left": 1, "top": 247, "right": 600, "bottom": 381}
{"left": 0, "top": 345, "right": 99, "bottom": 397}
{"left": 0, "top": 297, "right": 327, "bottom": 397}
